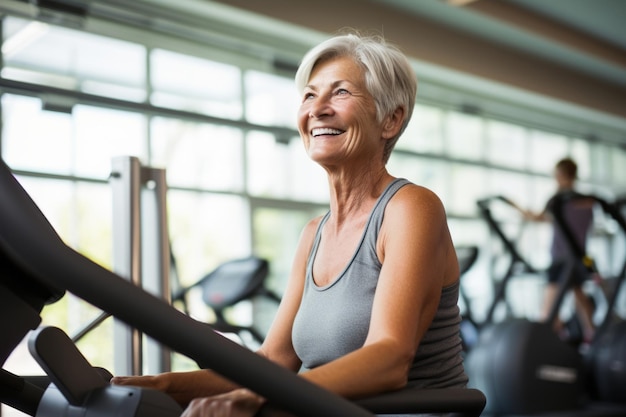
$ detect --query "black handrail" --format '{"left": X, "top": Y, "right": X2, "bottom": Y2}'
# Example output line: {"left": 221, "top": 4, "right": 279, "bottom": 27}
{"left": 477, "top": 195, "right": 536, "bottom": 324}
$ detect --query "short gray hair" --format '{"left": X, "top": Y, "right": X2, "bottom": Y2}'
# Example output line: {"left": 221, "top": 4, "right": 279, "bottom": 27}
{"left": 295, "top": 33, "right": 417, "bottom": 162}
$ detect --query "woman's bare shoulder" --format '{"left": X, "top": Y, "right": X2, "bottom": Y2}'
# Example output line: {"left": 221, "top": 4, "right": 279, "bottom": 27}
{"left": 390, "top": 182, "right": 446, "bottom": 218}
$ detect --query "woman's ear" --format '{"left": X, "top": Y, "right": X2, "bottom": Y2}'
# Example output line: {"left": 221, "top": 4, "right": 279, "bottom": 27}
{"left": 382, "top": 106, "right": 405, "bottom": 139}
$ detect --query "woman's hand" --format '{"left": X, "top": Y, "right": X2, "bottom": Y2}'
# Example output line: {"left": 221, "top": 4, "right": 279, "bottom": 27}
{"left": 111, "top": 370, "right": 239, "bottom": 407}
{"left": 111, "top": 374, "right": 169, "bottom": 391}
{"left": 181, "top": 389, "right": 264, "bottom": 417}
{"left": 112, "top": 374, "right": 188, "bottom": 403}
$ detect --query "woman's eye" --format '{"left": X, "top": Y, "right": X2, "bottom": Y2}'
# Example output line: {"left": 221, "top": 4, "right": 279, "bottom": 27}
{"left": 336, "top": 88, "right": 349, "bottom": 95}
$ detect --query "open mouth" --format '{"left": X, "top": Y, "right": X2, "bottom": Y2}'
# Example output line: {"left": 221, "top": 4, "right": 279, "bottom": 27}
{"left": 311, "top": 128, "right": 344, "bottom": 137}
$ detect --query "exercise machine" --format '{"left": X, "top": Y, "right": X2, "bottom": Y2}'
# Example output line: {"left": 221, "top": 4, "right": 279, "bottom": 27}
{"left": 455, "top": 245, "right": 481, "bottom": 351}
{"left": 473, "top": 195, "right": 597, "bottom": 344}
{"left": 550, "top": 192, "right": 626, "bottom": 406}
{"left": 0, "top": 158, "right": 486, "bottom": 416}
{"left": 458, "top": 197, "right": 542, "bottom": 353}
{"left": 465, "top": 192, "right": 626, "bottom": 416}
{"left": 0, "top": 157, "right": 485, "bottom": 416}
{"left": 477, "top": 196, "right": 540, "bottom": 325}
{"left": 172, "top": 255, "right": 281, "bottom": 347}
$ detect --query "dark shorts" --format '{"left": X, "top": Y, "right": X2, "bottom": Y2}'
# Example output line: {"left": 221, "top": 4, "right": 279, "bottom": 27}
{"left": 547, "top": 259, "right": 588, "bottom": 285}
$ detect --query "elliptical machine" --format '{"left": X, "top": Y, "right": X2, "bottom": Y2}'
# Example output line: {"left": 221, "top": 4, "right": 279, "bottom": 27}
{"left": 456, "top": 244, "right": 481, "bottom": 352}
{"left": 459, "top": 196, "right": 542, "bottom": 353}
{"left": 465, "top": 192, "right": 626, "bottom": 416}
{"left": 550, "top": 192, "right": 626, "bottom": 406}
{"left": 0, "top": 157, "right": 486, "bottom": 417}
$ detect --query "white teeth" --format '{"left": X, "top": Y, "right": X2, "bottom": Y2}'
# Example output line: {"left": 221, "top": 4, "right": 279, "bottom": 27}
{"left": 312, "top": 128, "right": 343, "bottom": 136}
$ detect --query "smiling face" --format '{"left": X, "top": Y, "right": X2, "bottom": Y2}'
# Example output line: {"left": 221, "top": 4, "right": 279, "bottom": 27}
{"left": 297, "top": 55, "right": 391, "bottom": 169}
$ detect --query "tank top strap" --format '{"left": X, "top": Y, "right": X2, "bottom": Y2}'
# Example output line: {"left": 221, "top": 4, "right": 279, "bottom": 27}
{"left": 368, "top": 178, "right": 411, "bottom": 237}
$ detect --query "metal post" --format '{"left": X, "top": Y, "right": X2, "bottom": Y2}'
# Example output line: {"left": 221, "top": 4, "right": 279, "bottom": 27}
{"left": 140, "top": 165, "right": 172, "bottom": 374}
{"left": 110, "top": 156, "right": 171, "bottom": 376}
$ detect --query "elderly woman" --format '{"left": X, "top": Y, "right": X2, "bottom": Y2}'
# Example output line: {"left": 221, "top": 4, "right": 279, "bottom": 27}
{"left": 113, "top": 32, "right": 467, "bottom": 416}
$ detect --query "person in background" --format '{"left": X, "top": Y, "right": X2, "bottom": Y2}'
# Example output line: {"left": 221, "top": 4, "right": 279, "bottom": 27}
{"left": 113, "top": 31, "right": 468, "bottom": 417}
{"left": 513, "top": 157, "right": 595, "bottom": 344}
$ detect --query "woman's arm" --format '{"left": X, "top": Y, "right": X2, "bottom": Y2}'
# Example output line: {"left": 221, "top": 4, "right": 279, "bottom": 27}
{"left": 507, "top": 198, "right": 549, "bottom": 222}
{"left": 111, "top": 369, "right": 239, "bottom": 407}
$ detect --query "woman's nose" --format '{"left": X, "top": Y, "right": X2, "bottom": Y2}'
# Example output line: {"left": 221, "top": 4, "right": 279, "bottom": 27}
{"left": 308, "top": 97, "right": 332, "bottom": 119}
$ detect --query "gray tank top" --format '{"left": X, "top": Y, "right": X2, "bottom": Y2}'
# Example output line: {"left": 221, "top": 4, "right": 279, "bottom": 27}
{"left": 292, "top": 178, "right": 468, "bottom": 388}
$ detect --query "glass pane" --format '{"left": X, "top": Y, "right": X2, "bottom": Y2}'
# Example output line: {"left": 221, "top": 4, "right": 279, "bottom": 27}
{"left": 396, "top": 103, "right": 444, "bottom": 154}
{"left": 449, "top": 218, "right": 488, "bottom": 247}
{"left": 2, "top": 94, "right": 73, "bottom": 174}
{"left": 16, "top": 176, "right": 75, "bottom": 243}
{"left": 486, "top": 120, "right": 527, "bottom": 169}
{"left": 151, "top": 49, "right": 242, "bottom": 119}
{"left": 570, "top": 138, "right": 591, "bottom": 181}
{"left": 448, "top": 218, "right": 492, "bottom": 320}
{"left": 245, "top": 70, "right": 299, "bottom": 129}
{"left": 252, "top": 207, "right": 326, "bottom": 334}
{"left": 530, "top": 175, "right": 556, "bottom": 212}
{"left": 246, "top": 132, "right": 327, "bottom": 202}
{"left": 20, "top": 179, "right": 114, "bottom": 269}
{"left": 528, "top": 130, "right": 569, "bottom": 174}
{"left": 590, "top": 142, "right": 611, "bottom": 184}
{"left": 387, "top": 154, "right": 449, "bottom": 205}
{"left": 610, "top": 146, "right": 626, "bottom": 187}
{"left": 445, "top": 111, "right": 484, "bottom": 161}
{"left": 168, "top": 189, "right": 250, "bottom": 297}
{"left": 487, "top": 169, "right": 531, "bottom": 207}
{"left": 450, "top": 164, "right": 487, "bottom": 216}
{"left": 3, "top": 17, "right": 146, "bottom": 101}
{"left": 151, "top": 118, "right": 244, "bottom": 191}
{"left": 72, "top": 183, "right": 114, "bottom": 266}
{"left": 168, "top": 191, "right": 250, "bottom": 335}
{"left": 74, "top": 105, "right": 147, "bottom": 179}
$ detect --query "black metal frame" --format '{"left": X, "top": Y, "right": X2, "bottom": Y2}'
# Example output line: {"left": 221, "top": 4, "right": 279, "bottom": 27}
{"left": 476, "top": 196, "right": 537, "bottom": 325}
